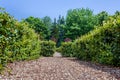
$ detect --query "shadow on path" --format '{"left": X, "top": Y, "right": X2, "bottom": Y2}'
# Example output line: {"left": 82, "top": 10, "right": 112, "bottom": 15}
{"left": 67, "top": 58, "right": 120, "bottom": 79}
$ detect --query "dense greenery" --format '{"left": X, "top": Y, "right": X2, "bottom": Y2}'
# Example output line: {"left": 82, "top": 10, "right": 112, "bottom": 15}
{"left": 75, "top": 15, "right": 120, "bottom": 66}
{"left": 0, "top": 10, "right": 41, "bottom": 70}
{"left": 23, "top": 16, "right": 49, "bottom": 40}
{"left": 65, "top": 8, "right": 97, "bottom": 40}
{"left": 60, "top": 15, "right": 120, "bottom": 66}
{"left": 22, "top": 8, "right": 111, "bottom": 47}
{"left": 95, "top": 11, "right": 109, "bottom": 26}
{"left": 40, "top": 41, "right": 56, "bottom": 57}
{"left": 0, "top": 6, "right": 120, "bottom": 71}
{"left": 58, "top": 42, "right": 73, "bottom": 57}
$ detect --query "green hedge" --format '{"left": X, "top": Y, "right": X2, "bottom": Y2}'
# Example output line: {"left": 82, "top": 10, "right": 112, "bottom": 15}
{"left": 55, "top": 47, "right": 62, "bottom": 53}
{"left": 73, "top": 16, "right": 120, "bottom": 66}
{"left": 10, "top": 22, "right": 41, "bottom": 61}
{"left": 0, "top": 11, "right": 41, "bottom": 70}
{"left": 40, "top": 41, "right": 56, "bottom": 57}
{"left": 59, "top": 42, "right": 74, "bottom": 57}
{"left": 59, "top": 15, "right": 120, "bottom": 66}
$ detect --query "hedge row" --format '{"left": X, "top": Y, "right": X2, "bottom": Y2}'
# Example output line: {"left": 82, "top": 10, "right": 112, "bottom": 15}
{"left": 40, "top": 41, "right": 56, "bottom": 57}
{"left": 0, "top": 11, "right": 41, "bottom": 70}
{"left": 0, "top": 11, "right": 57, "bottom": 71}
{"left": 74, "top": 16, "right": 120, "bottom": 66}
{"left": 58, "top": 42, "right": 74, "bottom": 57}
{"left": 60, "top": 15, "right": 120, "bottom": 66}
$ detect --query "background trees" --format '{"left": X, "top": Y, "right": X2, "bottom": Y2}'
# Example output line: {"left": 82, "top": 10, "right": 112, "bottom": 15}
{"left": 95, "top": 11, "right": 109, "bottom": 26}
{"left": 23, "top": 16, "right": 49, "bottom": 40}
{"left": 65, "top": 8, "right": 96, "bottom": 40}
{"left": 59, "top": 14, "right": 120, "bottom": 66}
{"left": 49, "top": 16, "right": 66, "bottom": 47}
{"left": 42, "top": 16, "right": 52, "bottom": 30}
{"left": 0, "top": 7, "right": 120, "bottom": 68}
{"left": 22, "top": 8, "right": 119, "bottom": 47}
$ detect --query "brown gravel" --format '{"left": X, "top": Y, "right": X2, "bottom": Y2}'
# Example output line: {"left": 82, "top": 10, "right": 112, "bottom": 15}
{"left": 0, "top": 57, "right": 120, "bottom": 80}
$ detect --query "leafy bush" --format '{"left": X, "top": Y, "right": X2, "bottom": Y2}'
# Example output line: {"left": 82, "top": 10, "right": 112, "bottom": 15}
{"left": 60, "top": 42, "right": 74, "bottom": 57}
{"left": 9, "top": 22, "right": 41, "bottom": 61}
{"left": 0, "top": 11, "right": 41, "bottom": 71}
{"left": 40, "top": 41, "right": 56, "bottom": 57}
{"left": 55, "top": 47, "right": 62, "bottom": 53}
{"left": 73, "top": 15, "right": 120, "bottom": 66}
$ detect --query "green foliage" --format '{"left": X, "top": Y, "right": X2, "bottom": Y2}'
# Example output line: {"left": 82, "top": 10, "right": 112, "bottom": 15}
{"left": 0, "top": 7, "right": 120, "bottom": 71}
{"left": 0, "top": 12, "right": 17, "bottom": 70}
{"left": 59, "top": 42, "right": 74, "bottom": 57}
{"left": 24, "top": 16, "right": 49, "bottom": 40}
{"left": 73, "top": 15, "right": 120, "bottom": 66}
{"left": 42, "top": 16, "right": 52, "bottom": 30}
{"left": 50, "top": 18, "right": 59, "bottom": 43}
{"left": 0, "top": 11, "right": 41, "bottom": 71}
{"left": 65, "top": 8, "right": 96, "bottom": 40}
{"left": 40, "top": 41, "right": 56, "bottom": 57}
{"left": 9, "top": 22, "right": 41, "bottom": 61}
{"left": 42, "top": 16, "right": 52, "bottom": 39}
{"left": 95, "top": 11, "right": 109, "bottom": 26}
{"left": 55, "top": 47, "right": 62, "bottom": 53}
{"left": 50, "top": 16, "right": 66, "bottom": 47}
{"left": 57, "top": 16, "right": 65, "bottom": 47}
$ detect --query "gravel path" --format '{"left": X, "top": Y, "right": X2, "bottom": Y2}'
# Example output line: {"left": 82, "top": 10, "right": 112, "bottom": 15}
{"left": 53, "top": 52, "right": 62, "bottom": 57}
{"left": 0, "top": 57, "right": 120, "bottom": 80}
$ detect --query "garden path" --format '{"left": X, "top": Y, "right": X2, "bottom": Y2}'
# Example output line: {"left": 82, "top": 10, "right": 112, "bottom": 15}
{"left": 0, "top": 53, "right": 120, "bottom": 80}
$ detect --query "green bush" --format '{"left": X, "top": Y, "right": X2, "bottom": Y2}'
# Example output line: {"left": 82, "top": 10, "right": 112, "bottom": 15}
{"left": 9, "top": 22, "right": 41, "bottom": 61}
{"left": 55, "top": 47, "right": 62, "bottom": 53}
{"left": 60, "top": 42, "right": 74, "bottom": 57}
{"left": 0, "top": 11, "right": 41, "bottom": 71}
{"left": 40, "top": 41, "right": 56, "bottom": 57}
{"left": 73, "top": 15, "right": 120, "bottom": 66}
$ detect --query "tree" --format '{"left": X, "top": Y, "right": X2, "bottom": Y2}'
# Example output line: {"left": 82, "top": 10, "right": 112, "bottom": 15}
{"left": 23, "top": 16, "right": 49, "bottom": 40}
{"left": 115, "top": 11, "right": 120, "bottom": 16}
{"left": 65, "top": 8, "right": 96, "bottom": 40}
{"left": 57, "top": 15, "right": 66, "bottom": 47}
{"left": 96, "top": 11, "right": 109, "bottom": 26}
{"left": 42, "top": 16, "right": 52, "bottom": 30}
{"left": 49, "top": 15, "right": 66, "bottom": 47}
{"left": 50, "top": 18, "right": 59, "bottom": 43}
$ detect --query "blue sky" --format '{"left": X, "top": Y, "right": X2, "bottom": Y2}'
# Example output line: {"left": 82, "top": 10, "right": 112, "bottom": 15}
{"left": 0, "top": 0, "right": 120, "bottom": 20}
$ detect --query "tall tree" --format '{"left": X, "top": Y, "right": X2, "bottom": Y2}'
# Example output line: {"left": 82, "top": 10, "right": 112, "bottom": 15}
{"left": 96, "top": 11, "right": 109, "bottom": 26}
{"left": 50, "top": 16, "right": 66, "bottom": 47}
{"left": 50, "top": 18, "right": 59, "bottom": 43}
{"left": 42, "top": 16, "right": 52, "bottom": 30}
{"left": 23, "top": 16, "right": 49, "bottom": 40}
{"left": 57, "top": 15, "right": 66, "bottom": 47}
{"left": 65, "top": 8, "right": 96, "bottom": 40}
{"left": 115, "top": 11, "right": 120, "bottom": 16}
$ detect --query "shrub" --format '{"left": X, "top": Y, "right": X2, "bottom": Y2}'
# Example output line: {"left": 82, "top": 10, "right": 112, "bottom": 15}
{"left": 73, "top": 15, "right": 120, "bottom": 66}
{"left": 9, "top": 22, "right": 41, "bottom": 61}
{"left": 0, "top": 11, "right": 41, "bottom": 71}
{"left": 60, "top": 42, "right": 74, "bottom": 57}
{"left": 40, "top": 41, "right": 56, "bottom": 57}
{"left": 55, "top": 47, "right": 62, "bottom": 53}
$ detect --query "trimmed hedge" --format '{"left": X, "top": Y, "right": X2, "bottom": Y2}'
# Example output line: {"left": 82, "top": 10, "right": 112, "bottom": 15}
{"left": 55, "top": 47, "right": 62, "bottom": 53}
{"left": 59, "top": 42, "right": 74, "bottom": 57}
{"left": 10, "top": 22, "right": 41, "bottom": 61}
{"left": 59, "top": 15, "right": 120, "bottom": 66}
{"left": 73, "top": 15, "right": 120, "bottom": 66}
{"left": 0, "top": 11, "right": 41, "bottom": 70}
{"left": 40, "top": 41, "right": 56, "bottom": 57}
